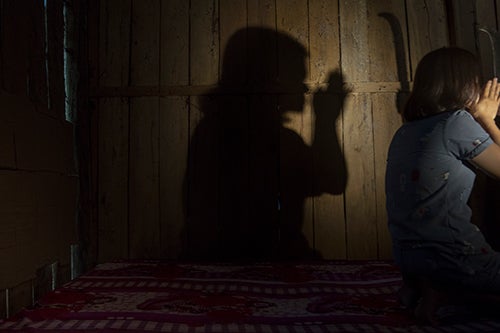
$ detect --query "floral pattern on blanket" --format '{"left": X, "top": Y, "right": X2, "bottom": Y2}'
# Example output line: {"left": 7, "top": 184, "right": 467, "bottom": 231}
{"left": 1, "top": 261, "right": 499, "bottom": 332}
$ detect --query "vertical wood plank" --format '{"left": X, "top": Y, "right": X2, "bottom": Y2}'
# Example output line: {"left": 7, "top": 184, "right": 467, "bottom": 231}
{"left": 97, "top": 0, "right": 131, "bottom": 262}
{"left": 99, "top": 0, "right": 132, "bottom": 87}
{"left": 86, "top": 0, "right": 101, "bottom": 270}
{"left": 340, "top": 0, "right": 378, "bottom": 259}
{"left": 159, "top": 98, "right": 188, "bottom": 259}
{"left": 129, "top": 97, "right": 160, "bottom": 259}
{"left": 475, "top": 0, "right": 497, "bottom": 79}
{"left": 56, "top": 175, "right": 77, "bottom": 266}
{"left": 309, "top": 0, "right": 346, "bottom": 259}
{"left": 160, "top": 0, "right": 189, "bottom": 86}
{"left": 1, "top": 0, "right": 30, "bottom": 95}
{"left": 220, "top": 0, "right": 247, "bottom": 83}
{"left": 448, "top": 0, "right": 476, "bottom": 52}
{"left": 0, "top": 115, "right": 16, "bottom": 169}
{"left": 367, "top": 1, "right": 407, "bottom": 259}
{"left": 247, "top": 1, "right": 278, "bottom": 83}
{"left": 159, "top": 0, "right": 189, "bottom": 259}
{"left": 372, "top": 93, "right": 402, "bottom": 259}
{"left": 276, "top": 0, "right": 309, "bottom": 81}
{"left": 276, "top": 0, "right": 316, "bottom": 258}
{"left": 190, "top": 0, "right": 219, "bottom": 85}
{"left": 247, "top": 94, "right": 280, "bottom": 258}
{"left": 8, "top": 280, "right": 33, "bottom": 317}
{"left": 248, "top": 0, "right": 275, "bottom": 29}
{"left": 0, "top": 289, "right": 6, "bottom": 319}
{"left": 217, "top": 96, "right": 251, "bottom": 259}
{"left": 28, "top": 0, "right": 48, "bottom": 111}
{"left": 186, "top": 96, "right": 220, "bottom": 258}
{"left": 309, "top": 0, "right": 341, "bottom": 83}
{"left": 0, "top": 0, "right": 3, "bottom": 90}
{"left": 98, "top": 98, "right": 129, "bottom": 262}
{"left": 87, "top": 0, "right": 101, "bottom": 90}
{"left": 247, "top": 3, "right": 281, "bottom": 258}
{"left": 406, "top": 0, "right": 448, "bottom": 79}
{"left": 46, "top": 0, "right": 65, "bottom": 120}
{"left": 129, "top": 0, "right": 160, "bottom": 259}
{"left": 368, "top": 1, "right": 409, "bottom": 83}
{"left": 186, "top": 0, "right": 220, "bottom": 258}
{"left": 218, "top": 1, "right": 251, "bottom": 258}
{"left": 343, "top": 93, "right": 378, "bottom": 259}
{"left": 497, "top": 0, "right": 500, "bottom": 30}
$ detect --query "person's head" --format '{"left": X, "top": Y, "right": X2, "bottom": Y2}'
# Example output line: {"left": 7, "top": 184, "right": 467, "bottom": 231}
{"left": 403, "top": 47, "right": 482, "bottom": 122}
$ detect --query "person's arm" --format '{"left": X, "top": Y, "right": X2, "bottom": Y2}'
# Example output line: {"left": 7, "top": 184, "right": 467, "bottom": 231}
{"left": 470, "top": 78, "right": 500, "bottom": 179}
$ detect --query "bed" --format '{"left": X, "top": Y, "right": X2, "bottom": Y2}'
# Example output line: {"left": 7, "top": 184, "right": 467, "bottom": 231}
{"left": 1, "top": 260, "right": 499, "bottom": 332}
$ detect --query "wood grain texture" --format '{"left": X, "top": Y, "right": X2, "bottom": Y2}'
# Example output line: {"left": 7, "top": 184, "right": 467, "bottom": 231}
{"left": 448, "top": 0, "right": 476, "bottom": 53}
{"left": 248, "top": 0, "right": 275, "bottom": 29}
{"left": 86, "top": 0, "right": 470, "bottom": 261}
{"left": 8, "top": 280, "right": 33, "bottom": 318}
{"left": 97, "top": 0, "right": 131, "bottom": 262}
{"left": 129, "top": 97, "right": 160, "bottom": 259}
{"left": 366, "top": 1, "right": 407, "bottom": 259}
{"left": 309, "top": 0, "right": 346, "bottom": 259}
{"left": 99, "top": 0, "right": 131, "bottom": 87}
{"left": 340, "top": 0, "right": 378, "bottom": 259}
{"left": 159, "top": 0, "right": 190, "bottom": 259}
{"left": 98, "top": 98, "right": 129, "bottom": 262}
{"left": 27, "top": 0, "right": 49, "bottom": 112}
{"left": 46, "top": 0, "right": 66, "bottom": 119}
{"left": 371, "top": 93, "right": 402, "bottom": 259}
{"left": 159, "top": 97, "right": 188, "bottom": 259}
{"left": 342, "top": 94, "right": 378, "bottom": 259}
{"left": 185, "top": 96, "right": 220, "bottom": 258}
{"left": 160, "top": 0, "right": 189, "bottom": 86}
{"left": 190, "top": 0, "right": 219, "bottom": 85}
{"left": 0, "top": 289, "right": 6, "bottom": 319}
{"left": 309, "top": 0, "right": 341, "bottom": 84}
{"left": 367, "top": 0, "right": 409, "bottom": 83}
{"left": 128, "top": 0, "right": 160, "bottom": 259}
{"left": 475, "top": 0, "right": 497, "bottom": 79}
{"left": 220, "top": 0, "right": 247, "bottom": 84}
{"left": 217, "top": 3, "right": 250, "bottom": 258}
{"left": 406, "top": 0, "right": 448, "bottom": 79}
{"left": 246, "top": 4, "right": 281, "bottom": 258}
{"left": 276, "top": 0, "right": 316, "bottom": 258}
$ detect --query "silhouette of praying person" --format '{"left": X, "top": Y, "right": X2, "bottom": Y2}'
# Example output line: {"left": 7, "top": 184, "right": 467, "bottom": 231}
{"left": 182, "top": 27, "right": 347, "bottom": 261}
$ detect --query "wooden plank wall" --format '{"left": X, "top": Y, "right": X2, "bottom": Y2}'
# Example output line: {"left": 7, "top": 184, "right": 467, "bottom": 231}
{"left": 0, "top": 0, "right": 77, "bottom": 319}
{"left": 91, "top": 0, "right": 500, "bottom": 263}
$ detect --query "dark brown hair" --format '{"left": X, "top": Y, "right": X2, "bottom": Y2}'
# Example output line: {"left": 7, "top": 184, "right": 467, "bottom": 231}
{"left": 403, "top": 47, "right": 482, "bottom": 122}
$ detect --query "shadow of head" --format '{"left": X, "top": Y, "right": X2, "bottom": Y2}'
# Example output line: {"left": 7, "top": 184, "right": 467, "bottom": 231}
{"left": 220, "top": 27, "right": 308, "bottom": 113}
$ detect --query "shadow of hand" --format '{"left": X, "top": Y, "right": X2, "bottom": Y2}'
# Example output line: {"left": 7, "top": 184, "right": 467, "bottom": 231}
{"left": 313, "top": 70, "right": 348, "bottom": 121}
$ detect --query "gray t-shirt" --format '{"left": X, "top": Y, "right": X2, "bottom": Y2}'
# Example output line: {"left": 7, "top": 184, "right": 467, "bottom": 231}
{"left": 386, "top": 110, "right": 492, "bottom": 255}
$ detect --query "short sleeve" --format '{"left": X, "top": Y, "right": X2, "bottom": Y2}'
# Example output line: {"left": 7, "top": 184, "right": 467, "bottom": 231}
{"left": 445, "top": 110, "right": 492, "bottom": 160}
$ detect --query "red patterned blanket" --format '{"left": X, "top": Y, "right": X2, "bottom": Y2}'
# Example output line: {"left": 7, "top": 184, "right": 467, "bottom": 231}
{"left": 1, "top": 260, "right": 499, "bottom": 332}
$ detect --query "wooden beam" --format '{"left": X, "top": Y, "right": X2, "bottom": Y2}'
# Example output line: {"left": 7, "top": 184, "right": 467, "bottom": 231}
{"left": 90, "top": 81, "right": 412, "bottom": 98}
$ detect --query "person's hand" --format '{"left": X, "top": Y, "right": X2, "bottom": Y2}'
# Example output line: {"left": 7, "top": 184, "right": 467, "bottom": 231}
{"left": 470, "top": 78, "right": 500, "bottom": 123}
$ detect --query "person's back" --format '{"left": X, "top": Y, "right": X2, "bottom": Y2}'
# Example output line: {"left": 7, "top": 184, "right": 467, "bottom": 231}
{"left": 384, "top": 47, "right": 500, "bottom": 324}
{"left": 386, "top": 109, "right": 491, "bottom": 258}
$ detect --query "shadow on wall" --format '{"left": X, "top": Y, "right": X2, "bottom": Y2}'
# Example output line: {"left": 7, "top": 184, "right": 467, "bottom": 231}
{"left": 182, "top": 27, "right": 348, "bottom": 261}
{"left": 379, "top": 12, "right": 410, "bottom": 116}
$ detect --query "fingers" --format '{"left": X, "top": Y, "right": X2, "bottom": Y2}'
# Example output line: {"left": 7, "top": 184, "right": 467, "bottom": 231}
{"left": 484, "top": 78, "right": 500, "bottom": 100}
{"left": 483, "top": 79, "right": 493, "bottom": 98}
{"left": 492, "top": 78, "right": 500, "bottom": 100}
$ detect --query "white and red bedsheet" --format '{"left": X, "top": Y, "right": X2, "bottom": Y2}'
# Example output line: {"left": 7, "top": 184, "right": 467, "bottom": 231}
{"left": 0, "top": 260, "right": 499, "bottom": 332}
